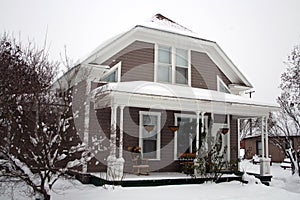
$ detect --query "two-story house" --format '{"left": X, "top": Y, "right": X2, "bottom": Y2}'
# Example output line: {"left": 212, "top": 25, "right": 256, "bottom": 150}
{"left": 56, "top": 14, "right": 278, "bottom": 179}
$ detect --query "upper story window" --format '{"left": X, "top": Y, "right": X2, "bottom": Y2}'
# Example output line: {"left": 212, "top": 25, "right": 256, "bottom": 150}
{"left": 217, "top": 76, "right": 230, "bottom": 94}
{"left": 156, "top": 45, "right": 190, "bottom": 85}
{"left": 175, "top": 48, "right": 188, "bottom": 84}
{"left": 157, "top": 46, "right": 172, "bottom": 83}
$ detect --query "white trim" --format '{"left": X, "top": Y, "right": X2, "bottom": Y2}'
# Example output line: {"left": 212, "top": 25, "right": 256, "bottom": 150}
{"left": 139, "top": 111, "right": 161, "bottom": 160}
{"left": 217, "top": 75, "right": 230, "bottom": 94}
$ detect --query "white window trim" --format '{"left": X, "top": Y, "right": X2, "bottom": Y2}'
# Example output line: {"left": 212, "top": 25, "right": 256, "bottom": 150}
{"left": 173, "top": 113, "right": 208, "bottom": 160}
{"left": 101, "top": 61, "right": 122, "bottom": 82}
{"left": 154, "top": 44, "right": 191, "bottom": 86}
{"left": 139, "top": 111, "right": 161, "bottom": 160}
{"left": 217, "top": 75, "right": 230, "bottom": 93}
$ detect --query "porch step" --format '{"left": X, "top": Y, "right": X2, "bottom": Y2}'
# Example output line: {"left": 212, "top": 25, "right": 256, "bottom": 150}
{"left": 70, "top": 171, "right": 272, "bottom": 187}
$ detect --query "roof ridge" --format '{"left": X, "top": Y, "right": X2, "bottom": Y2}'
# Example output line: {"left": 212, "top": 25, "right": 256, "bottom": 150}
{"left": 151, "top": 13, "right": 194, "bottom": 33}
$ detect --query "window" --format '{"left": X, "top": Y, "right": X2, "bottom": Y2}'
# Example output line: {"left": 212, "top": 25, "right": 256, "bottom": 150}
{"left": 156, "top": 45, "right": 190, "bottom": 85}
{"left": 101, "top": 62, "right": 121, "bottom": 82}
{"left": 175, "top": 48, "right": 188, "bottom": 84}
{"left": 139, "top": 111, "right": 161, "bottom": 159}
{"left": 217, "top": 76, "right": 230, "bottom": 93}
{"left": 174, "top": 114, "right": 208, "bottom": 159}
{"left": 256, "top": 141, "right": 262, "bottom": 156}
{"left": 157, "top": 46, "right": 172, "bottom": 83}
{"left": 102, "top": 70, "right": 118, "bottom": 82}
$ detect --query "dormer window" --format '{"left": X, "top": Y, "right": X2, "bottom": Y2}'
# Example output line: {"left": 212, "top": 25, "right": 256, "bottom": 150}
{"left": 156, "top": 45, "right": 190, "bottom": 85}
{"left": 217, "top": 76, "right": 230, "bottom": 93}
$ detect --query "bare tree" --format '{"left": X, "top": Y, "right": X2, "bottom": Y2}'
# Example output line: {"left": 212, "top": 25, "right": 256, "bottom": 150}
{"left": 0, "top": 33, "right": 87, "bottom": 199}
{"left": 269, "top": 44, "right": 300, "bottom": 176}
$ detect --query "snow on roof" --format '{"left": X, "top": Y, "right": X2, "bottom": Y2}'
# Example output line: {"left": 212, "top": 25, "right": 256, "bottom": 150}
{"left": 93, "top": 81, "right": 278, "bottom": 109}
{"left": 137, "top": 13, "right": 213, "bottom": 43}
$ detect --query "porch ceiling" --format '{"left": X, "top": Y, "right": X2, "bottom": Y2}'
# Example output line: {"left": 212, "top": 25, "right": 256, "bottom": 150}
{"left": 92, "top": 81, "right": 279, "bottom": 117}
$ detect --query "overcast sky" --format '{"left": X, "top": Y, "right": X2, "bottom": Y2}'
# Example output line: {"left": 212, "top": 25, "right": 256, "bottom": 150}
{"left": 1, "top": 0, "right": 300, "bottom": 104}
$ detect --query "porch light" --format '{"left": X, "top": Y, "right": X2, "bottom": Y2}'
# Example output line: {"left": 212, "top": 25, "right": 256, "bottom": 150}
{"left": 168, "top": 125, "right": 179, "bottom": 133}
{"left": 220, "top": 128, "right": 229, "bottom": 134}
{"left": 144, "top": 125, "right": 155, "bottom": 132}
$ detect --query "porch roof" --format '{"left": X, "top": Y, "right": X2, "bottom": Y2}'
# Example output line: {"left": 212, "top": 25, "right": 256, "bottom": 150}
{"left": 92, "top": 81, "right": 279, "bottom": 117}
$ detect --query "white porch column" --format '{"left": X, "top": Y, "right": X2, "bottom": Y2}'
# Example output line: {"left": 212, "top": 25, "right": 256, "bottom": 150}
{"left": 265, "top": 116, "right": 269, "bottom": 158}
{"left": 260, "top": 116, "right": 271, "bottom": 175}
{"left": 115, "top": 105, "right": 125, "bottom": 180}
{"left": 107, "top": 105, "right": 118, "bottom": 180}
{"left": 227, "top": 114, "right": 231, "bottom": 161}
{"left": 261, "top": 117, "right": 265, "bottom": 158}
{"left": 111, "top": 105, "right": 118, "bottom": 157}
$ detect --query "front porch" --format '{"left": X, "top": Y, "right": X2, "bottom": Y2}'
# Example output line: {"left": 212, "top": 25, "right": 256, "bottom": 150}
{"left": 91, "top": 81, "right": 278, "bottom": 180}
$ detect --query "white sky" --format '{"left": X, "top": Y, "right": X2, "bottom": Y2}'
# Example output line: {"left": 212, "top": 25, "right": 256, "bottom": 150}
{"left": 1, "top": 0, "right": 300, "bottom": 104}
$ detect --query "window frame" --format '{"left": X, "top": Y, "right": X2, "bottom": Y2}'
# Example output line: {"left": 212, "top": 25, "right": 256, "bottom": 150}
{"left": 155, "top": 44, "right": 191, "bottom": 86}
{"left": 139, "top": 111, "right": 161, "bottom": 160}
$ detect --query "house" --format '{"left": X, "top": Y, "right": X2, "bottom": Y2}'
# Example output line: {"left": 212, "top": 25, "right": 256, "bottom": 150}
{"left": 55, "top": 14, "right": 279, "bottom": 179}
{"left": 243, "top": 134, "right": 300, "bottom": 162}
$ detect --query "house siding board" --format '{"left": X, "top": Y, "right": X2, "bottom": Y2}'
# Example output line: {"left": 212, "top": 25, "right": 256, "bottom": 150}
{"left": 191, "top": 51, "right": 231, "bottom": 90}
{"left": 102, "top": 41, "right": 155, "bottom": 82}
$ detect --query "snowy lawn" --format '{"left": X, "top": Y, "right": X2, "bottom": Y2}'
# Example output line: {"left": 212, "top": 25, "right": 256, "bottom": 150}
{"left": 1, "top": 160, "right": 300, "bottom": 200}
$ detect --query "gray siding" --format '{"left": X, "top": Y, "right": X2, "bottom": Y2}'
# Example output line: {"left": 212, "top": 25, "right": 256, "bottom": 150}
{"left": 191, "top": 51, "right": 231, "bottom": 90}
{"left": 102, "top": 41, "right": 155, "bottom": 82}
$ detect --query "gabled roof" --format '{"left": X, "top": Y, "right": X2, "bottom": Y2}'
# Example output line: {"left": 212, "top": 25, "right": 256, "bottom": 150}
{"left": 80, "top": 14, "right": 253, "bottom": 88}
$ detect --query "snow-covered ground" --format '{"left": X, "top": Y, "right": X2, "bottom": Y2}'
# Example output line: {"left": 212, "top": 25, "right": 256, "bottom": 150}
{"left": 1, "top": 160, "right": 300, "bottom": 200}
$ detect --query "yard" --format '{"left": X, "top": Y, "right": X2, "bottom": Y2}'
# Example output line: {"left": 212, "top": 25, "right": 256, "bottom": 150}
{"left": 1, "top": 160, "right": 300, "bottom": 200}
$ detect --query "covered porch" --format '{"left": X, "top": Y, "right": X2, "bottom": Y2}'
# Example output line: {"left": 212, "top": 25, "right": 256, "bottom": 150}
{"left": 92, "top": 81, "right": 279, "bottom": 180}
